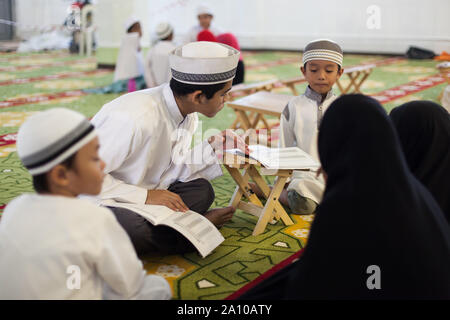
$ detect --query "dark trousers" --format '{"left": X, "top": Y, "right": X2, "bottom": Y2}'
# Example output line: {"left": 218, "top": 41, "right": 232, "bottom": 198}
{"left": 108, "top": 178, "right": 215, "bottom": 256}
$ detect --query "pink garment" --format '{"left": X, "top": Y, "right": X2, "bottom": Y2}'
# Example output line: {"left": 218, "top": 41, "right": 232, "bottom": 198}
{"left": 196, "top": 30, "right": 218, "bottom": 42}
{"left": 217, "top": 33, "right": 242, "bottom": 61}
{"left": 127, "top": 78, "right": 136, "bottom": 92}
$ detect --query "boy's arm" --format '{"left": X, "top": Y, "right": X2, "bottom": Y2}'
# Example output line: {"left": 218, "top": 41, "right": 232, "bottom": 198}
{"left": 166, "top": 138, "right": 223, "bottom": 183}
{"left": 279, "top": 102, "right": 297, "bottom": 148}
{"left": 97, "top": 210, "right": 172, "bottom": 300}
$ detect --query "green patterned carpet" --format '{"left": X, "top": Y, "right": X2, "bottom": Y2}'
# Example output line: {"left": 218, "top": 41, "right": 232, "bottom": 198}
{"left": 0, "top": 48, "right": 446, "bottom": 299}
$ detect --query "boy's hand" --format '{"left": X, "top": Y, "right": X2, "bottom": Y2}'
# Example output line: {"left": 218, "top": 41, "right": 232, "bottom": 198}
{"left": 208, "top": 129, "right": 250, "bottom": 155}
{"left": 146, "top": 190, "right": 189, "bottom": 212}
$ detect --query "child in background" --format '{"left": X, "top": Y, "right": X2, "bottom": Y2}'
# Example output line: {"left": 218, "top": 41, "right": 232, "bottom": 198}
{"left": 278, "top": 39, "right": 344, "bottom": 214}
{"left": 145, "top": 22, "right": 177, "bottom": 87}
{"left": 113, "top": 16, "right": 145, "bottom": 85}
{"left": 0, "top": 108, "right": 171, "bottom": 300}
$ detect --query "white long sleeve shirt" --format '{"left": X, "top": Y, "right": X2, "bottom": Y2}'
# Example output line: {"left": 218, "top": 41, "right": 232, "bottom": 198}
{"left": 279, "top": 86, "right": 337, "bottom": 203}
{"left": 0, "top": 194, "right": 171, "bottom": 300}
{"left": 144, "top": 40, "right": 177, "bottom": 88}
{"left": 91, "top": 84, "right": 222, "bottom": 206}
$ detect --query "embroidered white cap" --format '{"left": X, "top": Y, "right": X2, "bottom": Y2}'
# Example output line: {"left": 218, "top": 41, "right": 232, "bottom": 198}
{"left": 169, "top": 41, "right": 240, "bottom": 85}
{"left": 17, "top": 108, "right": 96, "bottom": 175}
{"left": 302, "top": 39, "right": 344, "bottom": 67}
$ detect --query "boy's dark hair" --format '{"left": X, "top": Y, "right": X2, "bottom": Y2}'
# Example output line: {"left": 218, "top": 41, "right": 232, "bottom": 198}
{"left": 304, "top": 62, "right": 341, "bottom": 72}
{"left": 170, "top": 78, "right": 226, "bottom": 100}
{"left": 127, "top": 22, "right": 140, "bottom": 33}
{"left": 32, "top": 153, "right": 77, "bottom": 193}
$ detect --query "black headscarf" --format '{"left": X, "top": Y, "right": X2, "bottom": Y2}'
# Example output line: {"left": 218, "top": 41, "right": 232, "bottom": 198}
{"left": 283, "top": 94, "right": 450, "bottom": 299}
{"left": 390, "top": 101, "right": 450, "bottom": 223}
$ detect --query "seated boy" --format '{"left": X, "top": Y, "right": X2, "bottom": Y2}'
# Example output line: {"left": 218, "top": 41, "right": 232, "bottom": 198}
{"left": 278, "top": 39, "right": 344, "bottom": 214}
{"left": 0, "top": 108, "right": 171, "bottom": 300}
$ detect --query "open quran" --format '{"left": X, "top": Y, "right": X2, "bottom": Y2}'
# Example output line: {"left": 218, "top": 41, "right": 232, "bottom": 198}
{"left": 225, "top": 145, "right": 320, "bottom": 170}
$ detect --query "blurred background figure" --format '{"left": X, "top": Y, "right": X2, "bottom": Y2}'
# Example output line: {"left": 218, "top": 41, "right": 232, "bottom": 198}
{"left": 185, "top": 3, "right": 223, "bottom": 43}
{"left": 145, "top": 22, "right": 176, "bottom": 87}
{"left": 113, "top": 16, "right": 144, "bottom": 83}
{"left": 196, "top": 29, "right": 217, "bottom": 42}
{"left": 217, "top": 33, "right": 245, "bottom": 85}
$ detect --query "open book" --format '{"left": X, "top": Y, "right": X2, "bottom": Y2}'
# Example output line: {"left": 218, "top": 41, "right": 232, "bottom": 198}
{"left": 225, "top": 145, "right": 320, "bottom": 170}
{"left": 102, "top": 201, "right": 224, "bottom": 258}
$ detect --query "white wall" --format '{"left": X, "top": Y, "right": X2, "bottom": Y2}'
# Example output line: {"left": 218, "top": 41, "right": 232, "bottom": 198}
{"left": 14, "top": 0, "right": 70, "bottom": 38}
{"left": 14, "top": 0, "right": 450, "bottom": 54}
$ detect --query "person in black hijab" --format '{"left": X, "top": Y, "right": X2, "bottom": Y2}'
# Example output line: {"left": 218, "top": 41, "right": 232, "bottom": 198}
{"left": 390, "top": 101, "right": 450, "bottom": 224}
{"left": 238, "top": 94, "right": 450, "bottom": 300}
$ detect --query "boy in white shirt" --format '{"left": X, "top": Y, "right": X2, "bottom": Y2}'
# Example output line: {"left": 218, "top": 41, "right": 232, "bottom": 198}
{"left": 113, "top": 16, "right": 145, "bottom": 82}
{"left": 144, "top": 22, "right": 176, "bottom": 87}
{"left": 278, "top": 39, "right": 344, "bottom": 214}
{"left": 185, "top": 3, "right": 223, "bottom": 43}
{"left": 0, "top": 108, "right": 171, "bottom": 300}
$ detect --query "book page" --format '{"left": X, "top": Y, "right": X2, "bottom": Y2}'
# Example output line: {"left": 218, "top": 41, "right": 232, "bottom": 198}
{"left": 161, "top": 210, "right": 225, "bottom": 258}
{"left": 225, "top": 145, "right": 320, "bottom": 170}
{"left": 101, "top": 202, "right": 224, "bottom": 258}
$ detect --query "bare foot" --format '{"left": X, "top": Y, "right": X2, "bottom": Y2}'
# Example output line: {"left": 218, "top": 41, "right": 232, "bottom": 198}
{"left": 248, "top": 182, "right": 270, "bottom": 198}
{"left": 204, "top": 206, "right": 236, "bottom": 227}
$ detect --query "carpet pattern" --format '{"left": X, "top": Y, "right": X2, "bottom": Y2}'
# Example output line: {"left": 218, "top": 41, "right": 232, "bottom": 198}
{"left": 0, "top": 48, "right": 446, "bottom": 299}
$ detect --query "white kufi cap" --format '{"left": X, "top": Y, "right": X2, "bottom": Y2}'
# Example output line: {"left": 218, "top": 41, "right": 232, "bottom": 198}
{"left": 197, "top": 3, "right": 213, "bottom": 16}
{"left": 17, "top": 108, "right": 97, "bottom": 175}
{"left": 156, "top": 22, "right": 173, "bottom": 40}
{"left": 169, "top": 41, "right": 240, "bottom": 85}
{"left": 124, "top": 16, "right": 140, "bottom": 32}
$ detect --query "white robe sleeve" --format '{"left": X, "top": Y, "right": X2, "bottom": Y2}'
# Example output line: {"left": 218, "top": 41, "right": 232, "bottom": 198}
{"left": 93, "top": 112, "right": 148, "bottom": 204}
{"left": 176, "top": 139, "right": 223, "bottom": 182}
{"left": 97, "top": 211, "right": 172, "bottom": 300}
{"left": 279, "top": 100, "right": 297, "bottom": 148}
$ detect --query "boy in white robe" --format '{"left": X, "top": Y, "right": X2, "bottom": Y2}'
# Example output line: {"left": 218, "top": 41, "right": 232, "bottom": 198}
{"left": 0, "top": 108, "right": 171, "bottom": 300}
{"left": 185, "top": 3, "right": 223, "bottom": 44}
{"left": 113, "top": 16, "right": 145, "bottom": 82}
{"left": 92, "top": 41, "right": 248, "bottom": 256}
{"left": 144, "top": 22, "right": 176, "bottom": 88}
{"left": 278, "top": 39, "right": 344, "bottom": 214}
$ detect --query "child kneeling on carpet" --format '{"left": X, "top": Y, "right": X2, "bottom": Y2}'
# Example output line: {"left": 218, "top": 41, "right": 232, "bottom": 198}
{"left": 278, "top": 39, "right": 344, "bottom": 214}
{"left": 0, "top": 108, "right": 171, "bottom": 300}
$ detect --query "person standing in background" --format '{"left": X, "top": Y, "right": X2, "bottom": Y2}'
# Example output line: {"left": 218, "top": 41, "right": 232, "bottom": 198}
{"left": 113, "top": 16, "right": 145, "bottom": 83}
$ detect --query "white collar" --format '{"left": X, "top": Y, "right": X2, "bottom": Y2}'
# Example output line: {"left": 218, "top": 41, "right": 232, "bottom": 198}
{"left": 305, "top": 86, "right": 334, "bottom": 105}
{"left": 163, "top": 84, "right": 185, "bottom": 125}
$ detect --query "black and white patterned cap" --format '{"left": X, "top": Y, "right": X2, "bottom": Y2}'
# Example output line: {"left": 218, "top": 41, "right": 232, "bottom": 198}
{"left": 169, "top": 41, "right": 240, "bottom": 85}
{"left": 17, "top": 108, "right": 96, "bottom": 175}
{"left": 302, "top": 39, "right": 343, "bottom": 67}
